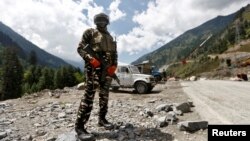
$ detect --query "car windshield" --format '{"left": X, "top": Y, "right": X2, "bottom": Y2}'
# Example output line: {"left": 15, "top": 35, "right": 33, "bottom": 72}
{"left": 130, "top": 66, "right": 140, "bottom": 74}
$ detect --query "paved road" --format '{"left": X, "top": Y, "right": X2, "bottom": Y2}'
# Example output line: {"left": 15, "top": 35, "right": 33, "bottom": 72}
{"left": 181, "top": 80, "right": 250, "bottom": 124}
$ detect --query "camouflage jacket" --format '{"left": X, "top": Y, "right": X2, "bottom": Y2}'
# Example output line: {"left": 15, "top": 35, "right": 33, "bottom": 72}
{"left": 77, "top": 28, "right": 118, "bottom": 66}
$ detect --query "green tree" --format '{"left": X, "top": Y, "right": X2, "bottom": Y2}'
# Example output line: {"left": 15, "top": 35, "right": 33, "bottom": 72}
{"left": 23, "top": 83, "right": 31, "bottom": 94}
{"left": 65, "top": 66, "right": 77, "bottom": 87}
{"left": 74, "top": 72, "right": 85, "bottom": 84}
{"left": 23, "top": 66, "right": 41, "bottom": 85}
{"left": 37, "top": 67, "right": 54, "bottom": 90}
{"left": 23, "top": 69, "right": 33, "bottom": 85}
{"left": 48, "top": 68, "right": 55, "bottom": 89}
{"left": 34, "top": 66, "right": 42, "bottom": 82}
{"left": 54, "top": 66, "right": 79, "bottom": 89}
{"left": 54, "top": 68, "right": 64, "bottom": 89}
{"left": 0, "top": 48, "right": 23, "bottom": 100}
{"left": 30, "top": 83, "right": 38, "bottom": 93}
{"left": 227, "top": 28, "right": 235, "bottom": 45}
{"left": 22, "top": 65, "right": 43, "bottom": 93}
{"left": 28, "top": 50, "right": 37, "bottom": 65}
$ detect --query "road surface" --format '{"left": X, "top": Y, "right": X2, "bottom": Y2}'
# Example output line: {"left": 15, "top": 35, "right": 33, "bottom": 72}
{"left": 181, "top": 80, "right": 250, "bottom": 124}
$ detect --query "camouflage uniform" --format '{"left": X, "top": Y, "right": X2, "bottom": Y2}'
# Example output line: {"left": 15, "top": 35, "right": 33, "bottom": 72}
{"left": 75, "top": 27, "right": 117, "bottom": 129}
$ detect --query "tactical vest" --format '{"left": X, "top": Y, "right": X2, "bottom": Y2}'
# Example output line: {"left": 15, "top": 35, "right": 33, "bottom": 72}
{"left": 90, "top": 29, "right": 116, "bottom": 52}
{"left": 90, "top": 28, "right": 117, "bottom": 65}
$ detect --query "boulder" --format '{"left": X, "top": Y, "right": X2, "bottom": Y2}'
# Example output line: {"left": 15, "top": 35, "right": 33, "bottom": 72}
{"left": 199, "top": 77, "right": 207, "bottom": 80}
{"left": 156, "top": 116, "right": 168, "bottom": 127}
{"left": 156, "top": 104, "right": 172, "bottom": 112}
{"left": 144, "top": 108, "right": 154, "bottom": 117}
{"left": 58, "top": 112, "right": 66, "bottom": 119}
{"left": 189, "top": 76, "right": 197, "bottom": 81}
{"left": 176, "top": 102, "right": 191, "bottom": 113}
{"left": 177, "top": 121, "right": 208, "bottom": 132}
{"left": 187, "top": 100, "right": 194, "bottom": 107}
{"left": 0, "top": 103, "right": 7, "bottom": 109}
{"left": 168, "top": 77, "right": 176, "bottom": 81}
{"left": 21, "top": 135, "right": 33, "bottom": 141}
{"left": 77, "top": 82, "right": 86, "bottom": 90}
{"left": 0, "top": 132, "right": 7, "bottom": 140}
{"left": 56, "top": 131, "right": 77, "bottom": 141}
{"left": 173, "top": 110, "right": 183, "bottom": 116}
{"left": 166, "top": 111, "right": 178, "bottom": 124}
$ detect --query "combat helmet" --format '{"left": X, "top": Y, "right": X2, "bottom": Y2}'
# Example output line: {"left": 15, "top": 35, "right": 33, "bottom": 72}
{"left": 94, "top": 13, "right": 109, "bottom": 25}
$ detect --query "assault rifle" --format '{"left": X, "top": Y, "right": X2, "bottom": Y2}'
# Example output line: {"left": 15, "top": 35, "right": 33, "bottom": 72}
{"left": 83, "top": 44, "right": 120, "bottom": 85}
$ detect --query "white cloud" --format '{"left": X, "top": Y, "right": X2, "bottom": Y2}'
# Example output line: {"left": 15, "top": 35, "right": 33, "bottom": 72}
{"left": 0, "top": 0, "right": 103, "bottom": 61}
{"left": 0, "top": 0, "right": 249, "bottom": 63}
{"left": 192, "top": 0, "right": 248, "bottom": 10}
{"left": 109, "top": 0, "right": 126, "bottom": 22}
{"left": 117, "top": 0, "right": 250, "bottom": 55}
{"left": 118, "top": 61, "right": 128, "bottom": 65}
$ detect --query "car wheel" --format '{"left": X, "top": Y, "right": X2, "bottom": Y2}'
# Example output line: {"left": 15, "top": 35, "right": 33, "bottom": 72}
{"left": 147, "top": 86, "right": 154, "bottom": 93}
{"left": 135, "top": 81, "right": 148, "bottom": 94}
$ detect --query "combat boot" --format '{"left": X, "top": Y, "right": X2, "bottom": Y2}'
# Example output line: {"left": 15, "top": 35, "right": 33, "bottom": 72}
{"left": 75, "top": 126, "right": 95, "bottom": 141}
{"left": 98, "top": 117, "right": 114, "bottom": 130}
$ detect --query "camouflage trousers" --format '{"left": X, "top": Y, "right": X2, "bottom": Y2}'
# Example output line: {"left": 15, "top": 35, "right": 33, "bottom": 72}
{"left": 75, "top": 65, "right": 112, "bottom": 128}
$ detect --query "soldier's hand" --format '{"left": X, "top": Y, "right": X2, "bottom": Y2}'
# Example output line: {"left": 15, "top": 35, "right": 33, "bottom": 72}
{"left": 107, "top": 65, "right": 117, "bottom": 76}
{"left": 90, "top": 58, "right": 100, "bottom": 68}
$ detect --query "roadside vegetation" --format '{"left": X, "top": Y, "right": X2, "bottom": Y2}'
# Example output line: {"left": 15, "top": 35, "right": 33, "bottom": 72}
{"left": 0, "top": 47, "right": 85, "bottom": 101}
{"left": 238, "top": 42, "right": 250, "bottom": 52}
{"left": 166, "top": 56, "right": 220, "bottom": 78}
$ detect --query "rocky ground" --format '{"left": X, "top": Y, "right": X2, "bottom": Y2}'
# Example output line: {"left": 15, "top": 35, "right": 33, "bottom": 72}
{"left": 0, "top": 81, "right": 207, "bottom": 141}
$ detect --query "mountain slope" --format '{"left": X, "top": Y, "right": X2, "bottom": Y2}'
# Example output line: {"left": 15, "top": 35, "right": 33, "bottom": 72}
{"left": 0, "top": 22, "right": 70, "bottom": 68}
{"left": 131, "top": 7, "right": 241, "bottom": 68}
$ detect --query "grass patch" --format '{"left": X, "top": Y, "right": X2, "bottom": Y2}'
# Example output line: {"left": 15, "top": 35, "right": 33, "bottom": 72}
{"left": 166, "top": 57, "right": 220, "bottom": 78}
{"left": 238, "top": 43, "right": 250, "bottom": 52}
{"left": 243, "top": 10, "right": 250, "bottom": 20}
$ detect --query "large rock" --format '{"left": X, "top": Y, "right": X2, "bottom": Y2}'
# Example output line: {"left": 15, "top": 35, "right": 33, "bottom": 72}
{"left": 156, "top": 104, "right": 172, "bottom": 112}
{"left": 21, "top": 134, "right": 33, "bottom": 141}
{"left": 187, "top": 100, "right": 194, "bottom": 107}
{"left": 177, "top": 121, "right": 208, "bottom": 132}
{"left": 156, "top": 116, "right": 168, "bottom": 127}
{"left": 144, "top": 108, "right": 154, "bottom": 117}
{"left": 168, "top": 77, "right": 176, "bottom": 81}
{"left": 229, "top": 77, "right": 242, "bottom": 81}
{"left": 58, "top": 112, "right": 66, "bottom": 119}
{"left": 0, "top": 132, "right": 7, "bottom": 140}
{"left": 166, "top": 111, "right": 178, "bottom": 124}
{"left": 77, "top": 83, "right": 86, "bottom": 90}
{"left": 189, "top": 76, "right": 197, "bottom": 81}
{"left": 199, "top": 77, "right": 207, "bottom": 81}
{"left": 56, "top": 131, "right": 77, "bottom": 141}
{"left": 175, "top": 102, "right": 191, "bottom": 113}
{"left": 0, "top": 109, "right": 4, "bottom": 114}
{"left": 0, "top": 103, "right": 7, "bottom": 108}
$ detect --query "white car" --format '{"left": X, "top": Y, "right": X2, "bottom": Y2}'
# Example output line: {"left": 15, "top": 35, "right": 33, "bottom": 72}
{"left": 111, "top": 65, "right": 156, "bottom": 94}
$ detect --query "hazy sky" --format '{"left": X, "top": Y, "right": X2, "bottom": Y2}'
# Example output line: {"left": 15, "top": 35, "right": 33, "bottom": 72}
{"left": 0, "top": 0, "right": 249, "bottom": 64}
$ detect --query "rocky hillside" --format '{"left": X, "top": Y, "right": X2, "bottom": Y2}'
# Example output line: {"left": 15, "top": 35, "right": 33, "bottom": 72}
{"left": 0, "top": 82, "right": 208, "bottom": 141}
{"left": 132, "top": 4, "right": 250, "bottom": 69}
{"left": 0, "top": 22, "right": 70, "bottom": 68}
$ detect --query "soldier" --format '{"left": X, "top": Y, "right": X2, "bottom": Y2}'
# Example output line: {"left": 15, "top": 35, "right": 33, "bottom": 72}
{"left": 75, "top": 13, "right": 117, "bottom": 141}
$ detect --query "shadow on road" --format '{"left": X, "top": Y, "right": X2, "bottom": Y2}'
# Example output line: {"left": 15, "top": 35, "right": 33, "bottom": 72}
{"left": 111, "top": 89, "right": 163, "bottom": 95}
{"left": 93, "top": 123, "right": 174, "bottom": 141}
